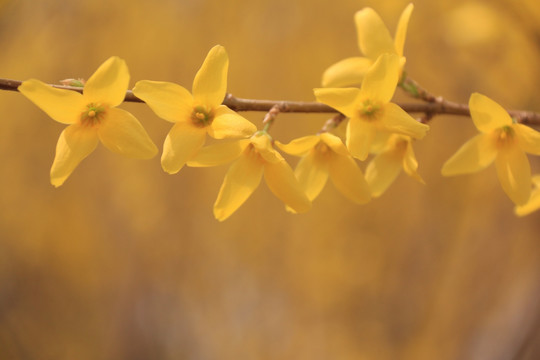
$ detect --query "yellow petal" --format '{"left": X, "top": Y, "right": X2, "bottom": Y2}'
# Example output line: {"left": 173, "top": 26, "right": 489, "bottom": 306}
{"left": 187, "top": 139, "right": 250, "bottom": 167}
{"left": 264, "top": 159, "right": 312, "bottom": 213}
{"left": 329, "top": 152, "right": 371, "bottom": 203}
{"left": 495, "top": 147, "right": 531, "bottom": 205}
{"left": 360, "top": 53, "right": 400, "bottom": 104}
{"left": 18, "top": 79, "right": 85, "bottom": 124}
{"left": 161, "top": 121, "right": 207, "bottom": 174}
{"left": 402, "top": 140, "right": 425, "bottom": 184}
{"left": 321, "top": 57, "right": 374, "bottom": 88}
{"left": 515, "top": 188, "right": 540, "bottom": 216}
{"left": 346, "top": 118, "right": 376, "bottom": 161}
{"left": 355, "top": 8, "right": 396, "bottom": 60}
{"left": 97, "top": 108, "right": 158, "bottom": 159}
{"left": 294, "top": 151, "right": 329, "bottom": 201}
{"left": 382, "top": 102, "right": 429, "bottom": 139}
{"left": 394, "top": 3, "right": 414, "bottom": 57}
{"left": 313, "top": 87, "right": 360, "bottom": 117}
{"left": 84, "top": 56, "right": 129, "bottom": 107}
{"left": 369, "top": 132, "right": 393, "bottom": 154}
{"left": 192, "top": 45, "right": 228, "bottom": 109}
{"left": 208, "top": 105, "right": 257, "bottom": 139}
{"left": 276, "top": 135, "right": 320, "bottom": 156}
{"left": 441, "top": 134, "right": 496, "bottom": 176}
{"left": 50, "top": 124, "right": 99, "bottom": 187}
{"left": 251, "top": 133, "right": 281, "bottom": 163}
{"left": 320, "top": 132, "right": 349, "bottom": 157}
{"left": 213, "top": 150, "right": 264, "bottom": 221}
{"left": 469, "top": 93, "right": 512, "bottom": 133}
{"left": 515, "top": 175, "right": 540, "bottom": 216}
{"left": 515, "top": 123, "right": 540, "bottom": 155}
{"left": 365, "top": 151, "right": 402, "bottom": 198}
{"left": 132, "top": 80, "right": 193, "bottom": 123}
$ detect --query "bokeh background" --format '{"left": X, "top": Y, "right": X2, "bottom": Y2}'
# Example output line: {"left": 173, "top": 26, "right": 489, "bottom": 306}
{"left": 1, "top": 0, "right": 539, "bottom": 359}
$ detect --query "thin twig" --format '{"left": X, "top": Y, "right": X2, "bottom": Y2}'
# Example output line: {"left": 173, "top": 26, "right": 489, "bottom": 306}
{"left": 261, "top": 104, "right": 281, "bottom": 132}
{"left": 318, "top": 113, "right": 347, "bottom": 134}
{"left": 2, "top": 77, "right": 540, "bottom": 125}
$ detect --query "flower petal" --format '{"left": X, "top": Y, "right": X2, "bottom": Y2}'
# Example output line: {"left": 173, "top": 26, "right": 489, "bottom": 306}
{"left": 97, "top": 108, "right": 157, "bottom": 159}
{"left": 321, "top": 57, "right": 374, "bottom": 88}
{"left": 192, "top": 45, "right": 228, "bottom": 109}
{"left": 50, "top": 124, "right": 99, "bottom": 187}
{"left": 313, "top": 87, "right": 360, "bottom": 118}
{"left": 294, "top": 151, "right": 329, "bottom": 201}
{"left": 402, "top": 140, "right": 425, "bottom": 183}
{"left": 441, "top": 134, "right": 496, "bottom": 176}
{"left": 369, "top": 132, "right": 393, "bottom": 154}
{"left": 276, "top": 135, "right": 320, "bottom": 156}
{"left": 251, "top": 133, "right": 281, "bottom": 163}
{"left": 161, "top": 121, "right": 207, "bottom": 174}
{"left": 18, "top": 79, "right": 85, "bottom": 124}
{"left": 515, "top": 124, "right": 540, "bottom": 155}
{"left": 329, "top": 153, "right": 371, "bottom": 203}
{"left": 515, "top": 175, "right": 540, "bottom": 216}
{"left": 208, "top": 105, "right": 257, "bottom": 139}
{"left": 515, "top": 189, "right": 540, "bottom": 216}
{"left": 355, "top": 8, "right": 396, "bottom": 60}
{"left": 320, "top": 132, "right": 349, "bottom": 157}
{"left": 394, "top": 3, "right": 414, "bottom": 57}
{"left": 365, "top": 151, "right": 402, "bottom": 198}
{"left": 495, "top": 147, "right": 531, "bottom": 205}
{"left": 213, "top": 150, "right": 264, "bottom": 221}
{"left": 346, "top": 118, "right": 377, "bottom": 161}
{"left": 84, "top": 56, "right": 129, "bottom": 107}
{"left": 382, "top": 102, "right": 429, "bottom": 139}
{"left": 469, "top": 93, "right": 512, "bottom": 133}
{"left": 132, "top": 80, "right": 193, "bottom": 123}
{"left": 187, "top": 139, "right": 250, "bottom": 167}
{"left": 360, "top": 53, "right": 400, "bottom": 104}
{"left": 264, "top": 159, "right": 312, "bottom": 213}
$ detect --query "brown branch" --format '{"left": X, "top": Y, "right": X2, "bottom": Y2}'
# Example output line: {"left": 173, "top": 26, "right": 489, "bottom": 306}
{"left": 2, "top": 77, "right": 540, "bottom": 125}
{"left": 399, "top": 76, "right": 540, "bottom": 126}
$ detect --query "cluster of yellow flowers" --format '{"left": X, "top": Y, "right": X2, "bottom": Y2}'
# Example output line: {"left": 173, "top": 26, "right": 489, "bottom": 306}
{"left": 17, "top": 3, "right": 540, "bottom": 220}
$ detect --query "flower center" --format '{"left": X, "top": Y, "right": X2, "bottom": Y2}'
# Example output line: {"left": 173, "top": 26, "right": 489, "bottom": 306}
{"left": 358, "top": 99, "right": 381, "bottom": 122}
{"left": 496, "top": 126, "right": 515, "bottom": 148}
{"left": 191, "top": 106, "right": 214, "bottom": 127}
{"left": 81, "top": 103, "right": 105, "bottom": 126}
{"left": 313, "top": 142, "right": 332, "bottom": 161}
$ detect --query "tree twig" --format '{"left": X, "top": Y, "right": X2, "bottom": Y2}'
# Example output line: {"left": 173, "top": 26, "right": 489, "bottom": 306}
{"left": 2, "top": 77, "right": 540, "bottom": 126}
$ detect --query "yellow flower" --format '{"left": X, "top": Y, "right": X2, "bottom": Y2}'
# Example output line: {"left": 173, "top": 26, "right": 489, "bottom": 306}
{"left": 18, "top": 57, "right": 158, "bottom": 187}
{"left": 314, "top": 53, "right": 429, "bottom": 161}
{"left": 322, "top": 3, "right": 413, "bottom": 88}
{"left": 365, "top": 133, "right": 424, "bottom": 197}
{"left": 132, "top": 45, "right": 256, "bottom": 174}
{"left": 442, "top": 93, "right": 540, "bottom": 205}
{"left": 276, "top": 133, "right": 371, "bottom": 204}
{"left": 515, "top": 175, "right": 540, "bottom": 216}
{"left": 188, "top": 132, "right": 311, "bottom": 221}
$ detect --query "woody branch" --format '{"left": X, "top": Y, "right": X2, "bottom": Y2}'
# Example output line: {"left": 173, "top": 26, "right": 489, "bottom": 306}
{"left": 1, "top": 77, "right": 540, "bottom": 126}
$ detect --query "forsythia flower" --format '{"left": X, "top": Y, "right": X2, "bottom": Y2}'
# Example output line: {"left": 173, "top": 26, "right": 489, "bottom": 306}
{"left": 314, "top": 53, "right": 429, "bottom": 161}
{"left": 322, "top": 3, "right": 413, "bottom": 87}
{"left": 187, "top": 132, "right": 311, "bottom": 221}
{"left": 276, "top": 133, "right": 371, "bottom": 204}
{"left": 442, "top": 93, "right": 540, "bottom": 205}
{"left": 133, "top": 45, "right": 256, "bottom": 174}
{"left": 18, "top": 57, "right": 158, "bottom": 187}
{"left": 515, "top": 175, "right": 540, "bottom": 216}
{"left": 365, "top": 133, "right": 424, "bottom": 197}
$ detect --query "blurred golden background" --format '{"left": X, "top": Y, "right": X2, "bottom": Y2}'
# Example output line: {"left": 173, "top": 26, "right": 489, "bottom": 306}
{"left": 1, "top": 0, "right": 540, "bottom": 359}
